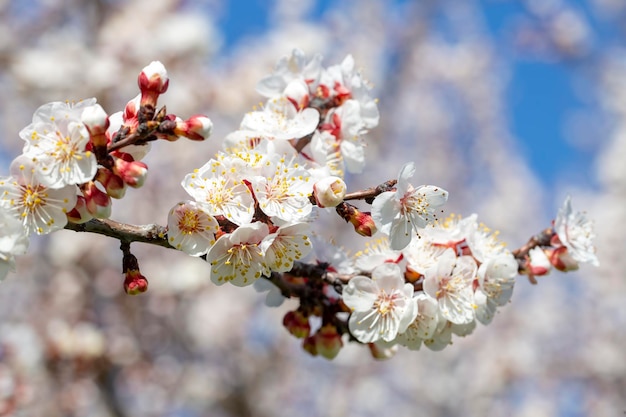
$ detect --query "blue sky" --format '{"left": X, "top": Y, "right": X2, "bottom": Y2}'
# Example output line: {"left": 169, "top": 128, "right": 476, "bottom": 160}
{"left": 213, "top": 0, "right": 602, "bottom": 192}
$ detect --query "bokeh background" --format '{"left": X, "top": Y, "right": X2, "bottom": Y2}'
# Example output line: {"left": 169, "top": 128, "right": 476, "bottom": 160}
{"left": 0, "top": 0, "right": 624, "bottom": 416}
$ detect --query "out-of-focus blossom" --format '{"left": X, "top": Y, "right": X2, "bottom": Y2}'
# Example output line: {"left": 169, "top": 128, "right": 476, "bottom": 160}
{"left": 0, "top": 209, "right": 29, "bottom": 280}
{"left": 553, "top": 195, "right": 599, "bottom": 267}
{"left": 241, "top": 96, "right": 320, "bottom": 140}
{"left": 395, "top": 293, "right": 439, "bottom": 350}
{"left": 423, "top": 249, "right": 477, "bottom": 325}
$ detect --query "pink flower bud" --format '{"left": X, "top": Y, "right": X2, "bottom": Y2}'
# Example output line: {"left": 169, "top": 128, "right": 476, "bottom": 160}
{"left": 81, "top": 104, "right": 109, "bottom": 135}
{"left": 81, "top": 104, "right": 110, "bottom": 156}
{"left": 113, "top": 156, "right": 148, "bottom": 188}
{"left": 336, "top": 202, "right": 378, "bottom": 237}
{"left": 96, "top": 168, "right": 126, "bottom": 199}
{"left": 66, "top": 196, "right": 93, "bottom": 224}
{"left": 351, "top": 211, "right": 377, "bottom": 237}
{"left": 302, "top": 335, "right": 317, "bottom": 356}
{"left": 83, "top": 181, "right": 112, "bottom": 219}
{"left": 313, "top": 176, "right": 346, "bottom": 208}
{"left": 124, "top": 270, "right": 149, "bottom": 295}
{"left": 138, "top": 61, "right": 169, "bottom": 107}
{"left": 527, "top": 247, "right": 551, "bottom": 276}
{"left": 284, "top": 79, "right": 310, "bottom": 110}
{"left": 177, "top": 115, "right": 213, "bottom": 141}
{"left": 123, "top": 252, "right": 148, "bottom": 295}
{"left": 123, "top": 94, "right": 141, "bottom": 121}
{"left": 283, "top": 310, "right": 311, "bottom": 339}
{"left": 547, "top": 246, "right": 579, "bottom": 272}
{"left": 314, "top": 324, "right": 343, "bottom": 360}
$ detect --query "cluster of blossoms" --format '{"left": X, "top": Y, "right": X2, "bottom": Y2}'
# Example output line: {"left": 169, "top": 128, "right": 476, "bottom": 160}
{"left": 0, "top": 61, "right": 212, "bottom": 285}
{"left": 167, "top": 49, "right": 387, "bottom": 288}
{"left": 0, "top": 50, "right": 599, "bottom": 360}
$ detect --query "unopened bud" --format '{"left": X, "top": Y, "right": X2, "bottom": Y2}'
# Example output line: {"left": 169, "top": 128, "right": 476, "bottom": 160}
{"left": 81, "top": 104, "right": 109, "bottom": 136}
{"left": 124, "top": 270, "right": 149, "bottom": 295}
{"left": 314, "top": 323, "right": 343, "bottom": 360}
{"left": 176, "top": 115, "right": 213, "bottom": 141}
{"left": 96, "top": 168, "right": 126, "bottom": 199}
{"left": 313, "top": 176, "right": 346, "bottom": 208}
{"left": 547, "top": 246, "right": 579, "bottom": 272}
{"left": 283, "top": 310, "right": 311, "bottom": 339}
{"left": 113, "top": 156, "right": 148, "bottom": 188}
{"left": 83, "top": 181, "right": 112, "bottom": 219}
{"left": 336, "top": 202, "right": 377, "bottom": 237}
{"left": 284, "top": 79, "right": 310, "bottom": 110}
{"left": 527, "top": 247, "right": 551, "bottom": 276}
{"left": 138, "top": 61, "right": 169, "bottom": 107}
{"left": 123, "top": 253, "right": 148, "bottom": 295}
{"left": 302, "top": 335, "right": 317, "bottom": 356}
{"left": 66, "top": 196, "right": 93, "bottom": 224}
{"left": 124, "top": 94, "right": 141, "bottom": 121}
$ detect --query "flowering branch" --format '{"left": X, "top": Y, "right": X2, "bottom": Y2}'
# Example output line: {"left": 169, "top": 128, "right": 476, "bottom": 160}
{"left": 0, "top": 52, "right": 599, "bottom": 361}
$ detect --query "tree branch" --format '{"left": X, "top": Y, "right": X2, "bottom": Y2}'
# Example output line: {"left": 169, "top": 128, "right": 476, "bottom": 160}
{"left": 64, "top": 218, "right": 172, "bottom": 248}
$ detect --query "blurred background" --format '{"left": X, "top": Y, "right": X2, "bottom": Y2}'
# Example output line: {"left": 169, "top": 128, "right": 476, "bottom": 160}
{"left": 0, "top": 0, "right": 624, "bottom": 416}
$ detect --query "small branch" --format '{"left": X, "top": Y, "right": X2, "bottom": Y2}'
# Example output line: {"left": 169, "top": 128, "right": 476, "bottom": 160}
{"left": 344, "top": 179, "right": 397, "bottom": 203}
{"left": 512, "top": 227, "right": 554, "bottom": 260}
{"left": 64, "top": 218, "right": 172, "bottom": 249}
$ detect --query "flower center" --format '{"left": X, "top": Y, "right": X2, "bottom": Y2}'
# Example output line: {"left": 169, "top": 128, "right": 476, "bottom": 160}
{"left": 178, "top": 210, "right": 203, "bottom": 234}
{"left": 21, "top": 185, "right": 47, "bottom": 214}
{"left": 374, "top": 291, "right": 397, "bottom": 316}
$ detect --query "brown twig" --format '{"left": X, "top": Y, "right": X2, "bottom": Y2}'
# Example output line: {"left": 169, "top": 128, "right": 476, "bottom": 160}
{"left": 64, "top": 218, "right": 172, "bottom": 248}
{"left": 344, "top": 179, "right": 397, "bottom": 203}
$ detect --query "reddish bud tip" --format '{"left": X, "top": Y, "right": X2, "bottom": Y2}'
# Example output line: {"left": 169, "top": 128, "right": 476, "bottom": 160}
{"left": 124, "top": 270, "right": 149, "bottom": 295}
{"left": 283, "top": 310, "right": 311, "bottom": 339}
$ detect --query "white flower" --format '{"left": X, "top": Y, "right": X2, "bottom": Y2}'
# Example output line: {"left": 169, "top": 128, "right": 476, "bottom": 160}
{"left": 0, "top": 156, "right": 77, "bottom": 235}
{"left": 477, "top": 252, "right": 517, "bottom": 306}
{"left": 313, "top": 176, "right": 346, "bottom": 208}
{"left": 354, "top": 237, "right": 404, "bottom": 273}
{"left": 20, "top": 99, "right": 98, "bottom": 188}
{"left": 321, "top": 54, "right": 379, "bottom": 129}
{"left": 249, "top": 154, "right": 313, "bottom": 222}
{"left": 308, "top": 235, "right": 356, "bottom": 276}
{"left": 240, "top": 96, "right": 320, "bottom": 140}
{"left": 395, "top": 293, "right": 439, "bottom": 350}
{"left": 0, "top": 209, "right": 29, "bottom": 280}
{"left": 309, "top": 130, "right": 346, "bottom": 178}
{"left": 261, "top": 222, "right": 313, "bottom": 273}
{"left": 343, "top": 263, "right": 418, "bottom": 343}
{"left": 402, "top": 237, "right": 447, "bottom": 276}
{"left": 182, "top": 156, "right": 255, "bottom": 226}
{"left": 421, "top": 213, "right": 477, "bottom": 247}
{"left": 207, "top": 222, "right": 270, "bottom": 287}
{"left": 554, "top": 195, "right": 599, "bottom": 266}
{"left": 372, "top": 162, "right": 448, "bottom": 250}
{"left": 167, "top": 201, "right": 220, "bottom": 256}
{"left": 466, "top": 219, "right": 507, "bottom": 263}
{"left": 423, "top": 249, "right": 477, "bottom": 325}
{"left": 256, "top": 49, "right": 323, "bottom": 99}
